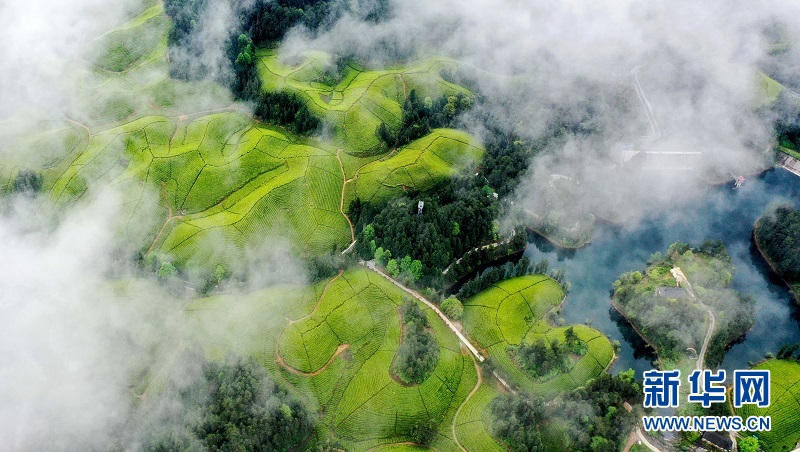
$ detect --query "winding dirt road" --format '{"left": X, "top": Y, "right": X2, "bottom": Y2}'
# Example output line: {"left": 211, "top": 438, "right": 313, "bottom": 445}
{"left": 670, "top": 267, "right": 716, "bottom": 371}
{"left": 365, "top": 261, "right": 484, "bottom": 362}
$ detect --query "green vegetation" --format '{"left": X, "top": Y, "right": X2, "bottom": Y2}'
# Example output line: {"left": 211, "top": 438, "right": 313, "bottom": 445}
{"left": 754, "top": 205, "right": 800, "bottom": 301}
{"left": 166, "top": 268, "right": 486, "bottom": 450}
{"left": 462, "top": 275, "right": 615, "bottom": 395}
{"left": 490, "top": 371, "right": 641, "bottom": 452}
{"left": 491, "top": 392, "right": 547, "bottom": 450}
{"left": 347, "top": 129, "right": 484, "bottom": 205}
{"left": 457, "top": 256, "right": 556, "bottom": 299}
{"left": 734, "top": 359, "right": 800, "bottom": 451}
{"left": 355, "top": 175, "right": 497, "bottom": 282}
{"left": 441, "top": 296, "right": 463, "bottom": 320}
{"left": 612, "top": 241, "right": 754, "bottom": 368}
{"left": 544, "top": 370, "right": 642, "bottom": 451}
{"left": 142, "top": 354, "right": 314, "bottom": 451}
{"left": 377, "top": 89, "right": 473, "bottom": 149}
{"left": 257, "top": 50, "right": 471, "bottom": 156}
{"left": 391, "top": 299, "right": 440, "bottom": 384}
{"left": 0, "top": 3, "right": 646, "bottom": 449}
{"left": 92, "top": 6, "right": 169, "bottom": 72}
{"left": 45, "top": 111, "right": 351, "bottom": 272}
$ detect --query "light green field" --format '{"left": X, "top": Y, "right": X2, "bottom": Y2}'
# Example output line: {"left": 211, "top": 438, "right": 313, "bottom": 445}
{"left": 91, "top": 4, "right": 170, "bottom": 72}
{"left": 182, "top": 268, "right": 482, "bottom": 451}
{"left": 734, "top": 359, "right": 800, "bottom": 452}
{"left": 462, "top": 275, "right": 615, "bottom": 396}
{"left": 756, "top": 71, "right": 788, "bottom": 107}
{"left": 257, "top": 49, "right": 471, "bottom": 156}
{"left": 346, "top": 128, "right": 484, "bottom": 205}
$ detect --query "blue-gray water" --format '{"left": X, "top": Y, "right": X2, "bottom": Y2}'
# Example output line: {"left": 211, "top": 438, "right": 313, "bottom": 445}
{"left": 524, "top": 168, "right": 800, "bottom": 377}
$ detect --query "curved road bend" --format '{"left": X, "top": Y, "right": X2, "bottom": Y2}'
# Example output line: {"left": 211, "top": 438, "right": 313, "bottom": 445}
{"left": 670, "top": 267, "right": 716, "bottom": 372}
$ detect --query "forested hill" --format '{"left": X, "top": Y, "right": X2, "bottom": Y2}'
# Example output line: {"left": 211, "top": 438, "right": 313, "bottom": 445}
{"left": 754, "top": 205, "right": 800, "bottom": 300}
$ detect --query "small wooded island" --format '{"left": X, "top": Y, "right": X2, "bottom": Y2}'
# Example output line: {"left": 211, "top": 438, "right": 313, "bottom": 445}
{"left": 611, "top": 241, "right": 754, "bottom": 369}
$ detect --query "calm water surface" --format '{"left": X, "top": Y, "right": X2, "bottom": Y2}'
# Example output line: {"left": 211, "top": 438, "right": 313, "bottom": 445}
{"left": 523, "top": 168, "right": 800, "bottom": 376}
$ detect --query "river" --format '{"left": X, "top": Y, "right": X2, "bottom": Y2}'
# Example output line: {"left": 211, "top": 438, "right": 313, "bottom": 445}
{"left": 523, "top": 168, "right": 800, "bottom": 377}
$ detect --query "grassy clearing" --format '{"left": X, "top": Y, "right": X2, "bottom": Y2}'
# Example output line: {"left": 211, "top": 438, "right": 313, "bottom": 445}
{"left": 462, "top": 275, "right": 615, "bottom": 396}
{"left": 734, "top": 359, "right": 800, "bottom": 451}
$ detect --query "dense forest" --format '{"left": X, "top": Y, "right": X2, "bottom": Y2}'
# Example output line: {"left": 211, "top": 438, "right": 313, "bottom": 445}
{"left": 140, "top": 354, "right": 314, "bottom": 451}
{"left": 353, "top": 175, "right": 499, "bottom": 282}
{"left": 491, "top": 370, "right": 641, "bottom": 452}
{"left": 755, "top": 205, "right": 800, "bottom": 295}
{"left": 392, "top": 300, "right": 440, "bottom": 384}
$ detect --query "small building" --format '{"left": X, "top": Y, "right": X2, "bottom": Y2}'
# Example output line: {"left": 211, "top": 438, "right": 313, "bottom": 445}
{"left": 700, "top": 432, "right": 733, "bottom": 451}
{"left": 417, "top": 200, "right": 424, "bottom": 216}
{"left": 656, "top": 287, "right": 690, "bottom": 299}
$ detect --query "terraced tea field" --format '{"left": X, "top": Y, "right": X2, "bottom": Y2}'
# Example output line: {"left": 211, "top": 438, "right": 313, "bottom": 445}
{"left": 734, "top": 359, "right": 800, "bottom": 451}
{"left": 462, "top": 275, "right": 615, "bottom": 395}
{"left": 182, "top": 268, "right": 491, "bottom": 450}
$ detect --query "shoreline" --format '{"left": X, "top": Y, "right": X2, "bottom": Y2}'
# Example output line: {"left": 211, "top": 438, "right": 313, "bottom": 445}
{"left": 527, "top": 225, "right": 592, "bottom": 250}
{"left": 610, "top": 298, "right": 663, "bottom": 369}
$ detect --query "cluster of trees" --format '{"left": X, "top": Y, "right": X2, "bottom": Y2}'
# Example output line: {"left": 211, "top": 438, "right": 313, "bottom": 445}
{"left": 163, "top": 0, "right": 209, "bottom": 80}
{"left": 444, "top": 226, "right": 528, "bottom": 286}
{"left": 563, "top": 326, "right": 588, "bottom": 355}
{"left": 776, "top": 108, "right": 800, "bottom": 152}
{"left": 353, "top": 175, "right": 499, "bottom": 282}
{"left": 440, "top": 296, "right": 463, "bottom": 320}
{"left": 252, "top": 91, "right": 320, "bottom": 135}
{"left": 392, "top": 300, "right": 439, "bottom": 384}
{"left": 777, "top": 341, "right": 800, "bottom": 360}
{"left": 548, "top": 370, "right": 642, "bottom": 451}
{"left": 228, "top": 32, "right": 320, "bottom": 135}
{"left": 11, "top": 169, "right": 43, "bottom": 194}
{"left": 456, "top": 257, "right": 554, "bottom": 299}
{"left": 143, "top": 354, "right": 314, "bottom": 451}
{"left": 239, "top": 0, "right": 337, "bottom": 45}
{"left": 510, "top": 338, "right": 569, "bottom": 379}
{"left": 480, "top": 123, "right": 543, "bottom": 197}
{"left": 490, "top": 370, "right": 642, "bottom": 452}
{"left": 755, "top": 205, "right": 800, "bottom": 283}
{"left": 491, "top": 392, "right": 547, "bottom": 451}
{"left": 376, "top": 90, "right": 473, "bottom": 149}
{"left": 704, "top": 292, "right": 755, "bottom": 368}
{"left": 372, "top": 243, "right": 424, "bottom": 283}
